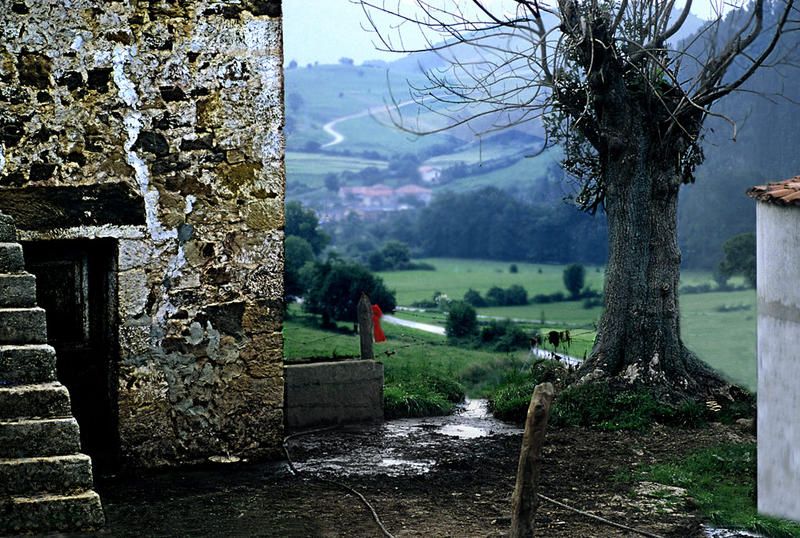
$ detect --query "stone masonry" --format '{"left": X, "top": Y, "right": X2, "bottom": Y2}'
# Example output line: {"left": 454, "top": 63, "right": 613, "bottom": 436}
{"left": 0, "top": 1, "right": 286, "bottom": 466}
{"left": 0, "top": 212, "right": 105, "bottom": 534}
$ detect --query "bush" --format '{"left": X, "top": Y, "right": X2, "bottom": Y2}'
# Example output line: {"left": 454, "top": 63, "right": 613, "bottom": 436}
{"left": 486, "top": 286, "right": 506, "bottom": 306}
{"left": 563, "top": 263, "right": 586, "bottom": 298}
{"left": 531, "top": 291, "right": 565, "bottom": 304}
{"left": 504, "top": 284, "right": 528, "bottom": 306}
{"left": 446, "top": 301, "right": 478, "bottom": 340}
{"left": 488, "top": 360, "right": 567, "bottom": 422}
{"left": 485, "top": 284, "right": 528, "bottom": 306}
{"left": 480, "top": 320, "right": 530, "bottom": 352}
{"left": 509, "top": 264, "right": 518, "bottom": 273}
{"left": 463, "top": 288, "right": 488, "bottom": 307}
{"left": 302, "top": 260, "right": 396, "bottom": 325}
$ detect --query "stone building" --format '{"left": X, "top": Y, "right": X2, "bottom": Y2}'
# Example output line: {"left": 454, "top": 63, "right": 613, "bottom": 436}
{"left": 747, "top": 178, "right": 800, "bottom": 522}
{"left": 0, "top": 0, "right": 285, "bottom": 467}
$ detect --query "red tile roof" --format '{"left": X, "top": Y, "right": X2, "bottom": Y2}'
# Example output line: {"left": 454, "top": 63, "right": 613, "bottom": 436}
{"left": 747, "top": 177, "right": 800, "bottom": 206}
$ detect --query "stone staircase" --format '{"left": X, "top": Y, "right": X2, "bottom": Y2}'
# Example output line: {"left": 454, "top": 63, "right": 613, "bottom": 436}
{"left": 0, "top": 213, "right": 104, "bottom": 535}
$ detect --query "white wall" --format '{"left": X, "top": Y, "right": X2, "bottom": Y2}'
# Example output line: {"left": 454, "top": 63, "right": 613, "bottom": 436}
{"left": 757, "top": 201, "right": 800, "bottom": 521}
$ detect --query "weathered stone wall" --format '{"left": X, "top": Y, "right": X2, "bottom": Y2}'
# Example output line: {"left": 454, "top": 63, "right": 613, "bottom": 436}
{"left": 0, "top": 0, "right": 285, "bottom": 466}
{"left": 756, "top": 202, "right": 800, "bottom": 522}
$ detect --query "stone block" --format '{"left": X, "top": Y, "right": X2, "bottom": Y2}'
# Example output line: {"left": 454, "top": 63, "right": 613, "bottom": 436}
{"left": 284, "top": 360, "right": 383, "bottom": 431}
{"left": 0, "top": 243, "right": 25, "bottom": 273}
{"left": 0, "top": 454, "right": 94, "bottom": 495}
{"left": 0, "top": 382, "right": 71, "bottom": 420}
{"left": 0, "top": 418, "right": 81, "bottom": 458}
{"left": 0, "top": 308, "right": 48, "bottom": 344}
{"left": 0, "top": 273, "right": 37, "bottom": 308}
{"left": 0, "top": 344, "right": 57, "bottom": 383}
{"left": 0, "top": 490, "right": 104, "bottom": 534}
{"left": 0, "top": 213, "right": 16, "bottom": 242}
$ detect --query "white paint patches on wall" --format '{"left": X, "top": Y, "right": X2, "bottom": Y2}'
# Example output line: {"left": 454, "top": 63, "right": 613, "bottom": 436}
{"left": 113, "top": 45, "right": 176, "bottom": 244}
{"left": 185, "top": 195, "right": 196, "bottom": 215}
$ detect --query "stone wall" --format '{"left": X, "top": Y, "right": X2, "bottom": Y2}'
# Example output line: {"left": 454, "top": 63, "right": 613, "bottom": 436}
{"left": 756, "top": 202, "right": 800, "bottom": 522}
{"left": 0, "top": 0, "right": 285, "bottom": 466}
{"left": 284, "top": 361, "right": 384, "bottom": 431}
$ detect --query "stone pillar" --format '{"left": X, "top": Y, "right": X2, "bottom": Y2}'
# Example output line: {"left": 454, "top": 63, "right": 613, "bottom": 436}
{"left": 0, "top": 0, "right": 285, "bottom": 466}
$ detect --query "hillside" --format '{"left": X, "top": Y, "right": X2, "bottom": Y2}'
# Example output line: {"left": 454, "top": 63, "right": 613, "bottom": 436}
{"left": 285, "top": 7, "right": 800, "bottom": 268}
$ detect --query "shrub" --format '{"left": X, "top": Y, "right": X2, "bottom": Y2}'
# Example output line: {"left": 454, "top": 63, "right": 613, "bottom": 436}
{"left": 563, "top": 263, "right": 586, "bottom": 298}
{"left": 488, "top": 360, "right": 567, "bottom": 422}
{"left": 463, "top": 288, "right": 488, "bottom": 307}
{"left": 446, "top": 301, "right": 478, "bottom": 340}
{"left": 302, "top": 260, "right": 396, "bottom": 325}
{"left": 504, "top": 284, "right": 528, "bottom": 306}
{"left": 486, "top": 286, "right": 506, "bottom": 306}
{"left": 531, "top": 291, "right": 565, "bottom": 304}
{"left": 509, "top": 264, "right": 519, "bottom": 273}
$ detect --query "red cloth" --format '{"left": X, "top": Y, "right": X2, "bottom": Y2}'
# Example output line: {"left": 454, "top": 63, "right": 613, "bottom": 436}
{"left": 371, "top": 304, "right": 386, "bottom": 342}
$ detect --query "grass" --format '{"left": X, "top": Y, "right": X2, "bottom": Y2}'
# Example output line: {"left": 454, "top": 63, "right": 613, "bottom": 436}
{"left": 380, "top": 258, "right": 758, "bottom": 390}
{"left": 286, "top": 152, "right": 387, "bottom": 176}
{"left": 632, "top": 443, "right": 800, "bottom": 537}
{"left": 378, "top": 258, "right": 606, "bottom": 306}
{"left": 284, "top": 307, "right": 533, "bottom": 400}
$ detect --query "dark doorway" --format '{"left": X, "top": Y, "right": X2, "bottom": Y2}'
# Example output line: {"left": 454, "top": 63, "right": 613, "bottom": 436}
{"left": 22, "top": 239, "right": 119, "bottom": 468}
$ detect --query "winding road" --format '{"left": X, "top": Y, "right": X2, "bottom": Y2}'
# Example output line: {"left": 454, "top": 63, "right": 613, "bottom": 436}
{"left": 321, "top": 99, "right": 421, "bottom": 148}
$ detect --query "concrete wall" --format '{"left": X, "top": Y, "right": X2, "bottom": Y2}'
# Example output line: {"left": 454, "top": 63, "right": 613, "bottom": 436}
{"left": 285, "top": 361, "right": 383, "bottom": 431}
{"left": 0, "top": 0, "right": 285, "bottom": 466}
{"left": 756, "top": 202, "right": 800, "bottom": 521}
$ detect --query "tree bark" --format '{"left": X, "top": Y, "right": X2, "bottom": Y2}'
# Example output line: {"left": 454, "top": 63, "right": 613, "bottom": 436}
{"left": 576, "top": 111, "right": 726, "bottom": 399}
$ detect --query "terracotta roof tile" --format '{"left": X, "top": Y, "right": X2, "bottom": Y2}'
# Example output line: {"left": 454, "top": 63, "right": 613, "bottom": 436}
{"left": 747, "top": 176, "right": 800, "bottom": 207}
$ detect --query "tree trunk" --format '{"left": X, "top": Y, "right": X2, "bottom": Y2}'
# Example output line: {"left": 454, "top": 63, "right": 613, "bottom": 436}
{"left": 577, "top": 129, "right": 726, "bottom": 399}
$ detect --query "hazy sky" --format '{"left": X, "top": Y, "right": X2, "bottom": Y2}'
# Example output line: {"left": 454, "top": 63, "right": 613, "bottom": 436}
{"left": 283, "top": 1, "right": 724, "bottom": 67}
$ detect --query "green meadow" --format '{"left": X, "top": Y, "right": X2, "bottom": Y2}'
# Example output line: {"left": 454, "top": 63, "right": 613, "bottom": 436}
{"left": 378, "top": 259, "right": 757, "bottom": 390}
{"left": 284, "top": 308, "right": 536, "bottom": 397}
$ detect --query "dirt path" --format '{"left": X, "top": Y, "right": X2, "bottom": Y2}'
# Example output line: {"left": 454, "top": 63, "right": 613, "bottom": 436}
{"left": 82, "top": 416, "right": 755, "bottom": 537}
{"left": 321, "top": 99, "right": 418, "bottom": 148}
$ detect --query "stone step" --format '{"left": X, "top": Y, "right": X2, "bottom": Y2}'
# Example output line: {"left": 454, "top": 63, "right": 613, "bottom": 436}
{"left": 0, "top": 489, "right": 105, "bottom": 534}
{"left": 0, "top": 454, "right": 94, "bottom": 496}
{"left": 0, "top": 242, "right": 25, "bottom": 273}
{"left": 0, "top": 417, "right": 81, "bottom": 458}
{"left": 0, "top": 213, "right": 16, "bottom": 242}
{"left": 0, "top": 382, "right": 71, "bottom": 420}
{"left": 0, "top": 344, "right": 57, "bottom": 383}
{"left": 0, "top": 307, "right": 47, "bottom": 344}
{"left": 0, "top": 273, "right": 37, "bottom": 308}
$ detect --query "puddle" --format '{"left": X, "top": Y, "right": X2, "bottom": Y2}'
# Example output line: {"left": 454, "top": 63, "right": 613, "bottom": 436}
{"left": 702, "top": 526, "right": 764, "bottom": 537}
{"left": 290, "top": 398, "right": 521, "bottom": 477}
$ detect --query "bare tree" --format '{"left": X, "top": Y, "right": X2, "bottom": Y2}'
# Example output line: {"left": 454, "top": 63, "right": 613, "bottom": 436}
{"left": 359, "top": 0, "right": 798, "bottom": 399}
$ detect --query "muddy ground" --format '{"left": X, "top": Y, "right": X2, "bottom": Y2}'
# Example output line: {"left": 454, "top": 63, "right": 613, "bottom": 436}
{"left": 71, "top": 416, "right": 757, "bottom": 538}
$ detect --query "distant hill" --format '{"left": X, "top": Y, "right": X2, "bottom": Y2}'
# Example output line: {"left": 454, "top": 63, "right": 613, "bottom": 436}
{"left": 284, "top": 6, "right": 800, "bottom": 269}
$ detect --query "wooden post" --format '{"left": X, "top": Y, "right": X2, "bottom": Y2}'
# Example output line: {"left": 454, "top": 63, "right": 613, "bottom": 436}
{"left": 357, "top": 292, "right": 374, "bottom": 361}
{"left": 510, "top": 382, "right": 555, "bottom": 538}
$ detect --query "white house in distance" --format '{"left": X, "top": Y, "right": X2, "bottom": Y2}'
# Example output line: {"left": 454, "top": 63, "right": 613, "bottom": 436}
{"left": 418, "top": 165, "right": 442, "bottom": 184}
{"left": 747, "top": 177, "right": 800, "bottom": 522}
